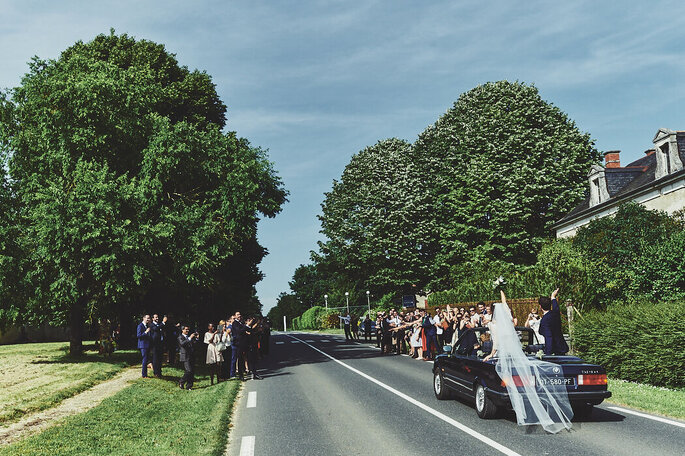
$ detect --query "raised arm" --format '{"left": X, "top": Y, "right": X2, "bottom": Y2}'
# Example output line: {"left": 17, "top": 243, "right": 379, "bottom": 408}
{"left": 550, "top": 288, "right": 560, "bottom": 311}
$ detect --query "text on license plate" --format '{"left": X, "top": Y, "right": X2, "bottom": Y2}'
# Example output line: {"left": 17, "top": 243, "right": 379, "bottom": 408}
{"left": 537, "top": 377, "right": 575, "bottom": 386}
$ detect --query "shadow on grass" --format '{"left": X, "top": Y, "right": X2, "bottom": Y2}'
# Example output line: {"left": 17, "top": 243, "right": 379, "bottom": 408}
{"left": 31, "top": 349, "right": 140, "bottom": 366}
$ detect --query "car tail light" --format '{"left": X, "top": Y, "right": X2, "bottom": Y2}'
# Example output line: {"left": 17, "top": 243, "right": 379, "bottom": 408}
{"left": 501, "top": 375, "right": 535, "bottom": 387}
{"left": 578, "top": 374, "right": 607, "bottom": 385}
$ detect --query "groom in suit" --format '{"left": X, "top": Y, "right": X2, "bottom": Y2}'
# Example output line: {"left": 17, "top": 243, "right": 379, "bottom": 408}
{"left": 136, "top": 315, "right": 152, "bottom": 378}
{"left": 538, "top": 288, "right": 569, "bottom": 355}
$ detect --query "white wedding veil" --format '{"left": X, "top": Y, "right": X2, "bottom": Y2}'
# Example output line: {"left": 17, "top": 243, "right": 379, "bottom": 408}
{"left": 491, "top": 299, "right": 573, "bottom": 433}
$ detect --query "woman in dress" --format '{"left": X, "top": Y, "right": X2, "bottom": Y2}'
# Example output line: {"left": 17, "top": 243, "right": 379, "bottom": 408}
{"left": 219, "top": 320, "right": 232, "bottom": 379}
{"left": 485, "top": 290, "right": 573, "bottom": 433}
{"left": 204, "top": 323, "right": 223, "bottom": 385}
{"left": 409, "top": 317, "right": 423, "bottom": 359}
{"left": 525, "top": 307, "right": 545, "bottom": 345}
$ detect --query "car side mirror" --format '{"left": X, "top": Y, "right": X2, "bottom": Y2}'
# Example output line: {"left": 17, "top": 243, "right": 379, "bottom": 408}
{"left": 442, "top": 345, "right": 452, "bottom": 354}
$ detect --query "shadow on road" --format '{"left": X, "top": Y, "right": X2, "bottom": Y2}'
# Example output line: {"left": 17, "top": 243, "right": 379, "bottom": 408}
{"left": 259, "top": 332, "right": 625, "bottom": 427}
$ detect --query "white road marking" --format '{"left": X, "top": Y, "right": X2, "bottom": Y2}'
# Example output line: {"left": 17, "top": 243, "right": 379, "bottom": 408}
{"left": 239, "top": 436, "right": 255, "bottom": 456}
{"left": 290, "top": 340, "right": 301, "bottom": 343}
{"left": 275, "top": 341, "right": 285, "bottom": 345}
{"left": 305, "top": 339, "right": 315, "bottom": 342}
{"left": 321, "top": 339, "right": 331, "bottom": 342}
{"left": 246, "top": 391, "right": 257, "bottom": 408}
{"left": 288, "top": 335, "right": 520, "bottom": 456}
{"left": 608, "top": 406, "right": 685, "bottom": 428}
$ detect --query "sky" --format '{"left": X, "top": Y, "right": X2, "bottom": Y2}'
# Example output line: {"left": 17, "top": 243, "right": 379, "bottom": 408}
{"left": 1, "top": 1, "right": 684, "bottom": 313}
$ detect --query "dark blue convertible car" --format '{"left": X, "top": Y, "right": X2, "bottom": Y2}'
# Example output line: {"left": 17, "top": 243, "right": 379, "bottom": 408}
{"left": 433, "top": 326, "right": 611, "bottom": 419}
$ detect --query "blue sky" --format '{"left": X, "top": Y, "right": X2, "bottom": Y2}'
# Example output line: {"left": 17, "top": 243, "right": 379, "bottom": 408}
{"left": 1, "top": 1, "right": 684, "bottom": 313}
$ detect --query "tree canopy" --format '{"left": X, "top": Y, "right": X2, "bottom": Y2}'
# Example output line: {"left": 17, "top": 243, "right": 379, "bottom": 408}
{"left": 318, "top": 138, "right": 438, "bottom": 296}
{"left": 277, "top": 81, "right": 600, "bottom": 315}
{"left": 0, "top": 32, "right": 286, "bottom": 353}
{"left": 413, "top": 81, "right": 600, "bottom": 274}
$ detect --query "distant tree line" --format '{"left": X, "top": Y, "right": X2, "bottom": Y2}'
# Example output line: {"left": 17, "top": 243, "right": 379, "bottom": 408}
{"left": 0, "top": 32, "right": 287, "bottom": 354}
{"left": 269, "top": 81, "right": 601, "bottom": 324}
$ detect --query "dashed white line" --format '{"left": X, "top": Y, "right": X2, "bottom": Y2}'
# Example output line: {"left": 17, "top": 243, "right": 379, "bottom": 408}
{"left": 305, "top": 339, "right": 315, "bottom": 342}
{"left": 239, "top": 436, "right": 255, "bottom": 456}
{"left": 275, "top": 341, "right": 285, "bottom": 345}
{"left": 321, "top": 339, "right": 331, "bottom": 342}
{"left": 246, "top": 391, "right": 257, "bottom": 408}
{"left": 608, "top": 406, "right": 685, "bottom": 428}
{"left": 290, "top": 340, "right": 301, "bottom": 343}
{"left": 287, "top": 334, "right": 520, "bottom": 456}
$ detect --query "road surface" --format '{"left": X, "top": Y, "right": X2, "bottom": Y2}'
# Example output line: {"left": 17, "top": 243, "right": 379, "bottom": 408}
{"left": 226, "top": 332, "right": 685, "bottom": 456}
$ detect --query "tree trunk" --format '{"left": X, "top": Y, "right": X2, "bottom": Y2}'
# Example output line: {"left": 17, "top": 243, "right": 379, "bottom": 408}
{"left": 69, "top": 296, "right": 86, "bottom": 356}
{"left": 117, "top": 304, "right": 136, "bottom": 350}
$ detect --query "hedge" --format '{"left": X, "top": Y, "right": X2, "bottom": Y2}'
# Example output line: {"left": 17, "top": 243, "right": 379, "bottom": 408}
{"left": 573, "top": 300, "right": 685, "bottom": 388}
{"left": 298, "top": 306, "right": 340, "bottom": 330}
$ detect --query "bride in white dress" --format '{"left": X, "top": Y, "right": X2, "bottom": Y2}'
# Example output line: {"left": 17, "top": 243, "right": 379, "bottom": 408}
{"left": 485, "top": 290, "right": 573, "bottom": 434}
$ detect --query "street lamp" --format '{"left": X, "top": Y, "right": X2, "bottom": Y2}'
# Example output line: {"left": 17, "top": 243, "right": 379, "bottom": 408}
{"left": 366, "top": 290, "right": 370, "bottom": 316}
{"left": 324, "top": 294, "right": 328, "bottom": 310}
{"left": 345, "top": 292, "right": 349, "bottom": 314}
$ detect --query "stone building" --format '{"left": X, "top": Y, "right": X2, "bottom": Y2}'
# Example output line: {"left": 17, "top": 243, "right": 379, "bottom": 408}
{"left": 555, "top": 128, "right": 685, "bottom": 238}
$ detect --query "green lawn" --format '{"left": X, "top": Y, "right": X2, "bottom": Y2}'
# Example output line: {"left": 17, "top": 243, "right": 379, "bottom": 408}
{"left": 0, "top": 367, "right": 241, "bottom": 456}
{"left": 607, "top": 378, "right": 685, "bottom": 420}
{"left": 0, "top": 342, "right": 139, "bottom": 424}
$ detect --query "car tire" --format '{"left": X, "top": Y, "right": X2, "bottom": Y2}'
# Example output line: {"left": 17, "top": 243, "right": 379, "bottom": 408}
{"left": 433, "top": 371, "right": 451, "bottom": 400}
{"left": 475, "top": 384, "right": 498, "bottom": 419}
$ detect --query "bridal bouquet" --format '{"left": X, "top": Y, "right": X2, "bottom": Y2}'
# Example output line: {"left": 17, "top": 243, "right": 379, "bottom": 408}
{"left": 492, "top": 276, "right": 507, "bottom": 291}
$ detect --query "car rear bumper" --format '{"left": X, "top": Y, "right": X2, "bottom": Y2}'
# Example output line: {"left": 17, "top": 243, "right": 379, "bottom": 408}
{"left": 484, "top": 387, "right": 612, "bottom": 408}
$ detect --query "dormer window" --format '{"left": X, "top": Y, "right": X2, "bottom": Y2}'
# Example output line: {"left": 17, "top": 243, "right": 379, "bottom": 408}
{"left": 653, "top": 128, "right": 684, "bottom": 179}
{"left": 588, "top": 164, "right": 609, "bottom": 207}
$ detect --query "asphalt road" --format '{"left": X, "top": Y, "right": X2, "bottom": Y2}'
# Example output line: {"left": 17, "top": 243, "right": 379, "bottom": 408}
{"left": 226, "top": 332, "right": 685, "bottom": 456}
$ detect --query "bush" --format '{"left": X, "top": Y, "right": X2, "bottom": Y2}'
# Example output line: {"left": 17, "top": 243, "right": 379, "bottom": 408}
{"left": 321, "top": 312, "right": 341, "bottom": 329}
{"left": 635, "top": 230, "right": 685, "bottom": 302}
{"left": 298, "top": 306, "right": 339, "bottom": 330}
{"left": 573, "top": 300, "right": 685, "bottom": 388}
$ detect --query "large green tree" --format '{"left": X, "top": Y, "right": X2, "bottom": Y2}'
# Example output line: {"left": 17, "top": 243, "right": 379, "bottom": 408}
{"left": 318, "top": 138, "right": 438, "bottom": 296}
{"left": 1, "top": 32, "right": 286, "bottom": 354}
{"left": 413, "top": 81, "right": 600, "bottom": 282}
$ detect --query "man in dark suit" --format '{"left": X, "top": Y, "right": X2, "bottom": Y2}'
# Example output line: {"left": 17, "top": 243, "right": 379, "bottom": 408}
{"left": 229, "top": 312, "right": 247, "bottom": 380}
{"left": 136, "top": 315, "right": 152, "bottom": 378}
{"left": 178, "top": 325, "right": 198, "bottom": 389}
{"left": 150, "top": 314, "right": 165, "bottom": 378}
{"left": 539, "top": 288, "right": 569, "bottom": 355}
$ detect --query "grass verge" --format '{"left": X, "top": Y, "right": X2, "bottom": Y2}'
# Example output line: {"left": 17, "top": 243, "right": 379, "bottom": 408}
{"left": 0, "top": 366, "right": 241, "bottom": 456}
{"left": 607, "top": 378, "right": 685, "bottom": 420}
{"left": 301, "top": 328, "right": 345, "bottom": 335}
{"left": 0, "top": 342, "right": 139, "bottom": 424}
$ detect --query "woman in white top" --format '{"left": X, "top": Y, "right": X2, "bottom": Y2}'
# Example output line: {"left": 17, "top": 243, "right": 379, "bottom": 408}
{"left": 409, "top": 319, "right": 424, "bottom": 359}
{"left": 204, "top": 323, "right": 222, "bottom": 385}
{"left": 525, "top": 307, "right": 545, "bottom": 345}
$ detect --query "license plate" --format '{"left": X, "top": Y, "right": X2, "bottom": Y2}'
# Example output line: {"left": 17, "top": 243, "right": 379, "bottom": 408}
{"left": 537, "top": 377, "right": 575, "bottom": 386}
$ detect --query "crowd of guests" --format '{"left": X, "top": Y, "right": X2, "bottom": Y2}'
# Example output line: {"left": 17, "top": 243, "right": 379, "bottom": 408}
{"left": 136, "top": 312, "right": 271, "bottom": 390}
{"left": 344, "top": 301, "right": 545, "bottom": 361}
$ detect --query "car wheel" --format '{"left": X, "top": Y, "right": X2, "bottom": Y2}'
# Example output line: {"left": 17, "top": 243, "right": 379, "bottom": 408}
{"left": 433, "top": 371, "right": 451, "bottom": 400}
{"left": 475, "top": 384, "right": 498, "bottom": 419}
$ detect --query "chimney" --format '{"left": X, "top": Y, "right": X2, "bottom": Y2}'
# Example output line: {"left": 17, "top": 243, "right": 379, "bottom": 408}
{"left": 604, "top": 150, "right": 621, "bottom": 168}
